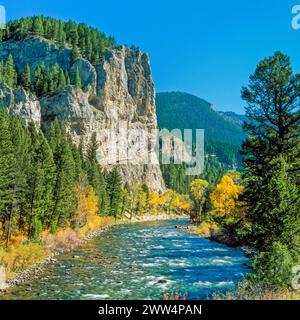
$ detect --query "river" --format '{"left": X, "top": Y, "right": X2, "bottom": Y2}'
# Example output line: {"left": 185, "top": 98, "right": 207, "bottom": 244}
{"left": 0, "top": 219, "right": 251, "bottom": 300}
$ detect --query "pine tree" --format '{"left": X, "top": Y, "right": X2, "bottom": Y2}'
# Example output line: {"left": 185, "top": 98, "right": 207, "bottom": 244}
{"left": 32, "top": 16, "right": 44, "bottom": 36}
{"left": 0, "top": 60, "right": 4, "bottom": 83}
{"left": 4, "top": 54, "right": 17, "bottom": 88}
{"left": 106, "top": 168, "right": 123, "bottom": 221}
{"left": 9, "top": 115, "right": 31, "bottom": 233}
{"left": 33, "top": 64, "right": 46, "bottom": 97}
{"left": 247, "top": 157, "right": 300, "bottom": 257}
{"left": 87, "top": 132, "right": 98, "bottom": 163}
{"left": 58, "top": 21, "right": 66, "bottom": 48}
{"left": 47, "top": 120, "right": 76, "bottom": 229}
{"left": 58, "top": 68, "right": 66, "bottom": 89}
{"left": 241, "top": 52, "right": 300, "bottom": 251}
{"left": 72, "top": 45, "right": 80, "bottom": 62}
{"left": 65, "top": 70, "right": 71, "bottom": 85}
{"left": 75, "top": 67, "right": 82, "bottom": 89}
{"left": 3, "top": 16, "right": 116, "bottom": 67}
{"left": 71, "top": 145, "right": 82, "bottom": 181}
{"left": 86, "top": 133, "right": 108, "bottom": 215}
{"left": 27, "top": 123, "right": 55, "bottom": 236}
{"left": 21, "top": 64, "right": 31, "bottom": 91}
{"left": 0, "top": 110, "right": 16, "bottom": 245}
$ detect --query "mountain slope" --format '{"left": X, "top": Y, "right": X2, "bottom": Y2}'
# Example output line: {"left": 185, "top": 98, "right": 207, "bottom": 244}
{"left": 219, "top": 111, "right": 247, "bottom": 127}
{"left": 156, "top": 92, "right": 245, "bottom": 146}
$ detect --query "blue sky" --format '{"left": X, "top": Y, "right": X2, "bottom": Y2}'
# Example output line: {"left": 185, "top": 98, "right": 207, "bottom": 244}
{"left": 1, "top": 0, "right": 299, "bottom": 113}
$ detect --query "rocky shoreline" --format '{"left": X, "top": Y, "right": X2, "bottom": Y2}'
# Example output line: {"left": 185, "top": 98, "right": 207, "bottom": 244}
{"left": 186, "top": 225, "right": 255, "bottom": 267}
{"left": 209, "top": 233, "right": 240, "bottom": 248}
{"left": 2, "top": 225, "right": 112, "bottom": 291}
{"left": 121, "top": 214, "right": 188, "bottom": 224}
{"left": 1, "top": 214, "right": 186, "bottom": 292}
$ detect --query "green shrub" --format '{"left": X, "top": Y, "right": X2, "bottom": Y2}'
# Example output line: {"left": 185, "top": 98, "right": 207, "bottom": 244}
{"left": 250, "top": 241, "right": 293, "bottom": 290}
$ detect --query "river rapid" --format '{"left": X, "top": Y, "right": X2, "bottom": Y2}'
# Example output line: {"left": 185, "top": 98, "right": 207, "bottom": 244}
{"left": 0, "top": 219, "right": 251, "bottom": 300}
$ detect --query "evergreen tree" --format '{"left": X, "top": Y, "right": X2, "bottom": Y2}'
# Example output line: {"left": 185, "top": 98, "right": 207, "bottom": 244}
{"left": 72, "top": 45, "right": 80, "bottom": 62}
{"left": 4, "top": 54, "right": 17, "bottom": 88}
{"left": 86, "top": 133, "right": 108, "bottom": 215}
{"left": 75, "top": 67, "right": 82, "bottom": 89}
{"left": 32, "top": 16, "right": 44, "bottom": 36}
{"left": 33, "top": 64, "right": 45, "bottom": 97}
{"left": 65, "top": 70, "right": 71, "bottom": 85}
{"left": 58, "top": 21, "right": 66, "bottom": 48}
{"left": 241, "top": 52, "right": 300, "bottom": 252}
{"left": 47, "top": 120, "right": 76, "bottom": 229}
{"left": 0, "top": 110, "right": 16, "bottom": 245}
{"left": 27, "top": 123, "right": 55, "bottom": 235}
{"left": 10, "top": 115, "right": 31, "bottom": 232}
{"left": 21, "top": 64, "right": 31, "bottom": 91}
{"left": 58, "top": 68, "right": 66, "bottom": 89}
{"left": 0, "top": 61, "right": 4, "bottom": 83}
{"left": 106, "top": 168, "right": 123, "bottom": 221}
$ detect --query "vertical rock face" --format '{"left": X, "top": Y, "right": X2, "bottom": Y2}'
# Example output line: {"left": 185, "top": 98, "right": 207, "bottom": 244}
{"left": 0, "top": 83, "right": 41, "bottom": 127}
{"left": 97, "top": 47, "right": 156, "bottom": 124}
{"left": 0, "top": 39, "right": 166, "bottom": 192}
{"left": 95, "top": 47, "right": 164, "bottom": 191}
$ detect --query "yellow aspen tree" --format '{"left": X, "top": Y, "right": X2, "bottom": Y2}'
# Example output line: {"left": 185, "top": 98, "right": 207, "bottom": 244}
{"left": 190, "top": 179, "right": 209, "bottom": 222}
{"left": 210, "top": 175, "right": 243, "bottom": 218}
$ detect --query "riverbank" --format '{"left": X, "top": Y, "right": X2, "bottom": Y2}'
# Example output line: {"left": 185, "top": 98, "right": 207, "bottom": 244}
{"left": 187, "top": 223, "right": 240, "bottom": 247}
{"left": 0, "top": 213, "right": 186, "bottom": 292}
{"left": 120, "top": 213, "right": 189, "bottom": 224}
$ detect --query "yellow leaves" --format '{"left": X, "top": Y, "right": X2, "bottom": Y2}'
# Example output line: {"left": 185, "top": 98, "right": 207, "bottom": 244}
{"left": 71, "top": 184, "right": 113, "bottom": 238}
{"left": 171, "top": 194, "right": 192, "bottom": 213}
{"left": 0, "top": 243, "right": 45, "bottom": 278}
{"left": 73, "top": 185, "right": 99, "bottom": 230}
{"left": 148, "top": 190, "right": 191, "bottom": 214}
{"left": 86, "top": 186, "right": 98, "bottom": 217}
{"left": 210, "top": 175, "right": 244, "bottom": 217}
{"left": 191, "top": 221, "right": 221, "bottom": 237}
{"left": 159, "top": 193, "right": 171, "bottom": 206}
{"left": 149, "top": 192, "right": 161, "bottom": 211}
{"left": 190, "top": 179, "right": 209, "bottom": 202}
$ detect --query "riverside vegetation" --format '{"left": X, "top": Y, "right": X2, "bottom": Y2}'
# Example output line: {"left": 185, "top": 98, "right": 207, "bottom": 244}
{"left": 0, "top": 110, "right": 191, "bottom": 280}
{"left": 189, "top": 52, "right": 300, "bottom": 299}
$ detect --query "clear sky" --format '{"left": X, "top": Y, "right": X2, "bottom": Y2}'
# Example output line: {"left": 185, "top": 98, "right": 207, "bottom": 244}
{"left": 1, "top": 0, "right": 300, "bottom": 113}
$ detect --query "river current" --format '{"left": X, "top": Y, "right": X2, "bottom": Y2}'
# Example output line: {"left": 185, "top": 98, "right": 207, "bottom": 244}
{"left": 1, "top": 219, "right": 251, "bottom": 300}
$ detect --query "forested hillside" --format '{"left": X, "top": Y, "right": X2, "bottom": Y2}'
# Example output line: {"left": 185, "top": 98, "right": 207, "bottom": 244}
{"left": 219, "top": 111, "right": 247, "bottom": 127}
{"left": 156, "top": 92, "right": 245, "bottom": 146}
{"left": 0, "top": 16, "right": 116, "bottom": 66}
{"left": 156, "top": 92, "right": 245, "bottom": 192}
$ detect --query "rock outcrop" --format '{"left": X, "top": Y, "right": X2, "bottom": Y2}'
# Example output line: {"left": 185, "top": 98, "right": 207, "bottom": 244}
{"left": 0, "top": 37, "right": 97, "bottom": 92}
{"left": 0, "top": 83, "right": 41, "bottom": 127}
{"left": 0, "top": 38, "right": 166, "bottom": 192}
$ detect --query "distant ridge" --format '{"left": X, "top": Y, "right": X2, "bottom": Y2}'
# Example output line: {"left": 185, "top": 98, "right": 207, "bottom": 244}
{"left": 219, "top": 111, "right": 247, "bottom": 127}
{"left": 156, "top": 92, "right": 246, "bottom": 146}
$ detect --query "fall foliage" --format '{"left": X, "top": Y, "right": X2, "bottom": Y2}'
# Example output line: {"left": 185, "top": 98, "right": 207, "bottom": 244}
{"left": 190, "top": 179, "right": 209, "bottom": 222}
{"left": 210, "top": 175, "right": 243, "bottom": 218}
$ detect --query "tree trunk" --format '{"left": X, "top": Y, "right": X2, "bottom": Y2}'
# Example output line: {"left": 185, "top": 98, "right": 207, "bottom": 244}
{"left": 6, "top": 204, "right": 15, "bottom": 247}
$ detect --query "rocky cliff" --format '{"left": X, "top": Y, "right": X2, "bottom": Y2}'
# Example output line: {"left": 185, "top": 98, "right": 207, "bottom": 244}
{"left": 0, "top": 37, "right": 166, "bottom": 192}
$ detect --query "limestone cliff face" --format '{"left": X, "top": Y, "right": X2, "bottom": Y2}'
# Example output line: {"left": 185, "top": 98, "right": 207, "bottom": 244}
{"left": 0, "top": 37, "right": 97, "bottom": 92}
{"left": 0, "top": 83, "right": 41, "bottom": 127}
{"left": 0, "top": 38, "right": 166, "bottom": 192}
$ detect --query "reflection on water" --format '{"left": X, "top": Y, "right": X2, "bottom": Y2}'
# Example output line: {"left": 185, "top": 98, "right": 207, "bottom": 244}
{"left": 0, "top": 219, "right": 251, "bottom": 300}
